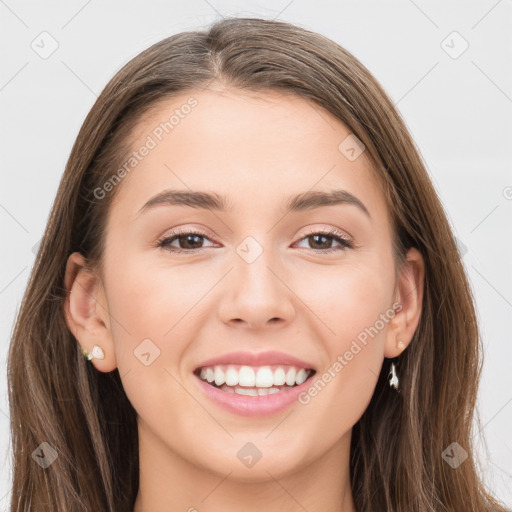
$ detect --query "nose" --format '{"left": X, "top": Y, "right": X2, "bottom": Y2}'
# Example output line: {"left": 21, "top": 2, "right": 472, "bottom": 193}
{"left": 217, "top": 246, "right": 296, "bottom": 330}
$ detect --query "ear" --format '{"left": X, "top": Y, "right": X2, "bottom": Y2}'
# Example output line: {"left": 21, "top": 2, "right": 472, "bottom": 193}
{"left": 384, "top": 247, "right": 425, "bottom": 358}
{"left": 63, "top": 252, "right": 117, "bottom": 372}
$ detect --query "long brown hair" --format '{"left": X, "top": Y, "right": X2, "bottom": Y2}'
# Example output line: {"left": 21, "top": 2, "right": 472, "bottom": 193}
{"left": 7, "top": 16, "right": 509, "bottom": 511}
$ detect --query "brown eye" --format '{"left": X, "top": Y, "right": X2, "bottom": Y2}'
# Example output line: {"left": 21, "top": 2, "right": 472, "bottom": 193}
{"left": 174, "top": 234, "right": 204, "bottom": 250}
{"left": 307, "top": 234, "right": 334, "bottom": 250}
{"left": 157, "top": 228, "right": 353, "bottom": 255}
{"left": 295, "top": 229, "right": 353, "bottom": 253}
{"left": 158, "top": 231, "right": 215, "bottom": 252}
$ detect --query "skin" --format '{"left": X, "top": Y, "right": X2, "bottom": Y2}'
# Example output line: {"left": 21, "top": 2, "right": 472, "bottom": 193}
{"left": 64, "top": 87, "right": 424, "bottom": 512}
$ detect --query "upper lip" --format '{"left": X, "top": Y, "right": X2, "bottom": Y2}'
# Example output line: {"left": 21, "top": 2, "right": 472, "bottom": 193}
{"left": 194, "top": 350, "right": 316, "bottom": 371}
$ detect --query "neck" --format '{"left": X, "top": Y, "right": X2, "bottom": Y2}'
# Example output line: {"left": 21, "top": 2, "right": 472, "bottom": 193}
{"left": 133, "top": 420, "right": 356, "bottom": 512}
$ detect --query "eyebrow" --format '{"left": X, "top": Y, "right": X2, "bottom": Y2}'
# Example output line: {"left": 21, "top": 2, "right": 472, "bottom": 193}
{"left": 136, "top": 188, "right": 371, "bottom": 219}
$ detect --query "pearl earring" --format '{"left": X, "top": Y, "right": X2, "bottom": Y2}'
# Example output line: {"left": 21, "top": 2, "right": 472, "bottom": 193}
{"left": 82, "top": 345, "right": 105, "bottom": 361}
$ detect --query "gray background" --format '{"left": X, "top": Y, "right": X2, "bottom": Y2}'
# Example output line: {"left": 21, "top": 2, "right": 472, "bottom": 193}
{"left": 1, "top": 0, "right": 511, "bottom": 508}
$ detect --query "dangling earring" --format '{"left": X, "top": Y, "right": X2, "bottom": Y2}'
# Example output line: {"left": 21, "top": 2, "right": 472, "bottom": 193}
{"left": 388, "top": 358, "right": 399, "bottom": 390}
{"left": 82, "top": 345, "right": 105, "bottom": 361}
{"left": 388, "top": 338, "right": 404, "bottom": 391}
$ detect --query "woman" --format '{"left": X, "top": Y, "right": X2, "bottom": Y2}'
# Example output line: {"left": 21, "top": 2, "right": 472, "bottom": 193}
{"left": 7, "top": 16, "right": 509, "bottom": 512}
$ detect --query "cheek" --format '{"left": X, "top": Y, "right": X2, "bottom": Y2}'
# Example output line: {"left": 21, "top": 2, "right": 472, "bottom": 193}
{"left": 298, "top": 260, "right": 392, "bottom": 344}
{"left": 103, "top": 250, "right": 216, "bottom": 344}
{"left": 293, "top": 263, "right": 391, "bottom": 426}
{"left": 101, "top": 252, "right": 209, "bottom": 433}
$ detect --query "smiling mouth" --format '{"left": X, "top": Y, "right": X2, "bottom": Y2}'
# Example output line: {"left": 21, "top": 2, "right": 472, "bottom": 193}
{"left": 193, "top": 364, "right": 316, "bottom": 396}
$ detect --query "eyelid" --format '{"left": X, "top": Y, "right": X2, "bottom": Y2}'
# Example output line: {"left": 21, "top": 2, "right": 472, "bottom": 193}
{"left": 157, "top": 224, "right": 352, "bottom": 241}
{"left": 299, "top": 225, "right": 352, "bottom": 242}
{"left": 157, "top": 224, "right": 215, "bottom": 241}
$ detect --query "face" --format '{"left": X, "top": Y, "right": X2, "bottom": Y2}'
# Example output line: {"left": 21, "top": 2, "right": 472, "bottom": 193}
{"left": 71, "top": 87, "right": 413, "bottom": 483}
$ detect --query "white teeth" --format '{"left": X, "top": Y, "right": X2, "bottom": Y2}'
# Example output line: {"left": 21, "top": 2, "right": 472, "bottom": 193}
{"left": 219, "top": 384, "right": 295, "bottom": 395}
{"left": 238, "top": 366, "right": 256, "bottom": 387}
{"left": 285, "top": 368, "right": 296, "bottom": 386}
{"left": 273, "top": 367, "right": 286, "bottom": 386}
{"left": 225, "top": 366, "right": 239, "bottom": 386}
{"left": 206, "top": 368, "right": 215, "bottom": 383}
{"left": 214, "top": 367, "right": 225, "bottom": 386}
{"left": 198, "top": 364, "right": 313, "bottom": 389}
{"left": 295, "top": 368, "right": 308, "bottom": 385}
{"left": 255, "top": 366, "right": 274, "bottom": 387}
{"left": 234, "top": 386, "right": 258, "bottom": 396}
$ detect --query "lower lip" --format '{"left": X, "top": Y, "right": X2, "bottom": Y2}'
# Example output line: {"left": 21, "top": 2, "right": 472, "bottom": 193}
{"left": 194, "top": 375, "right": 313, "bottom": 417}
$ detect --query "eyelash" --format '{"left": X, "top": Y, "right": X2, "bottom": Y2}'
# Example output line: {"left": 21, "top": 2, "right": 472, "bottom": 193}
{"left": 156, "top": 227, "right": 354, "bottom": 254}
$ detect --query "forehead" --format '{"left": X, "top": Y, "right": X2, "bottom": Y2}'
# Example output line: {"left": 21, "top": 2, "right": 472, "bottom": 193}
{"left": 109, "top": 87, "right": 390, "bottom": 230}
